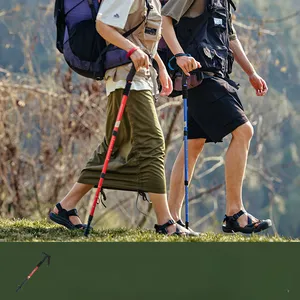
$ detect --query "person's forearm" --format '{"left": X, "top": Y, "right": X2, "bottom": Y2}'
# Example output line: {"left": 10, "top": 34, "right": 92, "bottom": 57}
{"left": 162, "top": 16, "right": 184, "bottom": 55}
{"left": 96, "top": 20, "right": 136, "bottom": 52}
{"left": 154, "top": 53, "right": 166, "bottom": 70}
{"left": 229, "top": 38, "right": 256, "bottom": 76}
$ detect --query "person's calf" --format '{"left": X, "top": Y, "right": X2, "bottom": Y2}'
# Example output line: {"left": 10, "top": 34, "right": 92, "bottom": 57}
{"left": 225, "top": 122, "right": 254, "bottom": 219}
{"left": 168, "top": 138, "right": 205, "bottom": 220}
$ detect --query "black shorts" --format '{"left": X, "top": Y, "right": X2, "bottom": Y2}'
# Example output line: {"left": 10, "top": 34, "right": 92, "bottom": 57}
{"left": 187, "top": 77, "right": 249, "bottom": 143}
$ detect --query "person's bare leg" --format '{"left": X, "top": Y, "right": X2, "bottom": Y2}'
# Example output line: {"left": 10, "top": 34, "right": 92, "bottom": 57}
{"left": 168, "top": 138, "right": 206, "bottom": 221}
{"left": 225, "top": 122, "right": 256, "bottom": 227}
{"left": 52, "top": 182, "right": 93, "bottom": 225}
{"left": 149, "top": 193, "right": 189, "bottom": 234}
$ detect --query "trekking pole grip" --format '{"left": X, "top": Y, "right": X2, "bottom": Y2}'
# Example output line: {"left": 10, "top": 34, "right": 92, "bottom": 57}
{"left": 182, "top": 73, "right": 188, "bottom": 98}
{"left": 123, "top": 65, "right": 136, "bottom": 96}
{"left": 127, "top": 64, "right": 136, "bottom": 82}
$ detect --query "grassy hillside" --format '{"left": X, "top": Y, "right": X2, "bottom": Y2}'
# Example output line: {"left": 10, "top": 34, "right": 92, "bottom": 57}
{"left": 0, "top": 219, "right": 298, "bottom": 242}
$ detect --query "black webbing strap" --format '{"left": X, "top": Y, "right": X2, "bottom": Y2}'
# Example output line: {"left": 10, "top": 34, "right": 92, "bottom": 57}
{"left": 154, "top": 220, "right": 175, "bottom": 232}
{"left": 123, "top": 0, "right": 152, "bottom": 38}
{"left": 231, "top": 210, "right": 245, "bottom": 221}
{"left": 87, "top": 0, "right": 97, "bottom": 19}
{"left": 229, "top": 0, "right": 237, "bottom": 11}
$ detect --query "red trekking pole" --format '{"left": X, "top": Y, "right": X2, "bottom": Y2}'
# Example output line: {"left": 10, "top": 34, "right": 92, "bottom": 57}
{"left": 84, "top": 65, "right": 136, "bottom": 237}
{"left": 16, "top": 252, "right": 51, "bottom": 292}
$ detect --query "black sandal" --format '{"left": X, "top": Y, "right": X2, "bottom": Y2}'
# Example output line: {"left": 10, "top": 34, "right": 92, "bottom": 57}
{"left": 49, "top": 203, "right": 91, "bottom": 230}
{"left": 154, "top": 220, "right": 190, "bottom": 236}
{"left": 222, "top": 210, "right": 272, "bottom": 234}
{"left": 176, "top": 219, "right": 199, "bottom": 236}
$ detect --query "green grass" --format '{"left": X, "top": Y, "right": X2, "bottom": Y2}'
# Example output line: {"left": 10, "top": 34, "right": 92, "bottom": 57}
{"left": 0, "top": 218, "right": 298, "bottom": 242}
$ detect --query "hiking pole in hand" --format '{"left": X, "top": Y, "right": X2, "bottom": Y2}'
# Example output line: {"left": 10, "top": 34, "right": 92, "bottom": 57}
{"left": 84, "top": 65, "right": 136, "bottom": 237}
{"left": 16, "top": 252, "right": 51, "bottom": 292}
{"left": 182, "top": 73, "right": 189, "bottom": 229}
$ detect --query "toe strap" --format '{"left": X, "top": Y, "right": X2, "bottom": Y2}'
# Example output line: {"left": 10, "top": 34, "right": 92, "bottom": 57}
{"left": 75, "top": 224, "right": 93, "bottom": 230}
{"left": 246, "top": 217, "right": 262, "bottom": 228}
{"left": 174, "top": 224, "right": 187, "bottom": 236}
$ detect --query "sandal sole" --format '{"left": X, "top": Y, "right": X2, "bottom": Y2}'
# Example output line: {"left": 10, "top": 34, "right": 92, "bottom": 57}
{"left": 49, "top": 213, "right": 91, "bottom": 230}
{"left": 49, "top": 212, "right": 77, "bottom": 230}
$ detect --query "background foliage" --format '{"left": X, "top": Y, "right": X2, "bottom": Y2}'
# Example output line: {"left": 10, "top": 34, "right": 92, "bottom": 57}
{"left": 0, "top": 0, "right": 299, "bottom": 237}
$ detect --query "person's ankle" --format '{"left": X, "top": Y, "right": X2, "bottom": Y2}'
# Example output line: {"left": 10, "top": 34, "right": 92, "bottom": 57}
{"left": 169, "top": 210, "right": 180, "bottom": 222}
{"left": 53, "top": 200, "right": 75, "bottom": 212}
{"left": 226, "top": 207, "right": 244, "bottom": 216}
{"left": 156, "top": 217, "right": 174, "bottom": 226}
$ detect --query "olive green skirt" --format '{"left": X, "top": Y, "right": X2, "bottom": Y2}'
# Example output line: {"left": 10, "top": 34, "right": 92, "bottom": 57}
{"left": 78, "top": 89, "right": 166, "bottom": 194}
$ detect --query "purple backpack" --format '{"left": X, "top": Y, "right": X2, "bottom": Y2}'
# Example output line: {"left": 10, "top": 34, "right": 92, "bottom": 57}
{"left": 54, "top": 0, "right": 151, "bottom": 80}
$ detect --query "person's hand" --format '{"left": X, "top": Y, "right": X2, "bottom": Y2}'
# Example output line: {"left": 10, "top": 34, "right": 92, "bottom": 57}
{"left": 130, "top": 48, "right": 150, "bottom": 72}
{"left": 176, "top": 55, "right": 201, "bottom": 76}
{"left": 249, "top": 73, "right": 268, "bottom": 96}
{"left": 159, "top": 67, "right": 173, "bottom": 96}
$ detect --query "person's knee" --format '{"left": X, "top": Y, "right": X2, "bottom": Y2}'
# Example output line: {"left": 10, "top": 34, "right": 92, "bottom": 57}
{"left": 232, "top": 122, "right": 254, "bottom": 143}
{"left": 188, "top": 138, "right": 205, "bottom": 158}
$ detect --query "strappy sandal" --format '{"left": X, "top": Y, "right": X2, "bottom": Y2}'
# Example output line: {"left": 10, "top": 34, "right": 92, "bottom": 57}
{"left": 49, "top": 203, "right": 91, "bottom": 230}
{"left": 176, "top": 219, "right": 199, "bottom": 236}
{"left": 154, "top": 220, "right": 191, "bottom": 236}
{"left": 222, "top": 210, "right": 272, "bottom": 234}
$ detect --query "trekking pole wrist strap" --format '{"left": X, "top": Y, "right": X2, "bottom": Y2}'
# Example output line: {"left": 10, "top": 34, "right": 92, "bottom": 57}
{"left": 126, "top": 47, "right": 139, "bottom": 58}
{"left": 168, "top": 53, "right": 191, "bottom": 71}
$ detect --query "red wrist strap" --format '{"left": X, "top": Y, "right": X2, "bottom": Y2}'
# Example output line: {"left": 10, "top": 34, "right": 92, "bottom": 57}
{"left": 126, "top": 47, "right": 139, "bottom": 59}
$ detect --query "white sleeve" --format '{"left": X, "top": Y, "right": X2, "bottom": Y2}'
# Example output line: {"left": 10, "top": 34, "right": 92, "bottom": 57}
{"left": 96, "top": 0, "right": 136, "bottom": 30}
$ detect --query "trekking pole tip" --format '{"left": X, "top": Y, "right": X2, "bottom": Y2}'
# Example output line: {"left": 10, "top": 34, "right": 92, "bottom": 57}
{"left": 84, "top": 215, "right": 93, "bottom": 237}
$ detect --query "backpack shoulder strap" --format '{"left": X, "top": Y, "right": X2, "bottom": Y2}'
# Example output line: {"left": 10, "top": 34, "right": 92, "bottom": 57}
{"left": 229, "top": 0, "right": 236, "bottom": 11}
{"left": 98, "top": 0, "right": 152, "bottom": 57}
{"left": 90, "top": 0, "right": 151, "bottom": 38}
{"left": 227, "top": 0, "right": 236, "bottom": 36}
{"left": 123, "top": 0, "right": 152, "bottom": 38}
{"left": 87, "top": 0, "right": 99, "bottom": 19}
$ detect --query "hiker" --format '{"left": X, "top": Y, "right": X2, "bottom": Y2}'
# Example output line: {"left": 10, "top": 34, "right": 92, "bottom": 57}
{"left": 50, "top": 0, "right": 195, "bottom": 236}
{"left": 161, "top": 0, "right": 272, "bottom": 233}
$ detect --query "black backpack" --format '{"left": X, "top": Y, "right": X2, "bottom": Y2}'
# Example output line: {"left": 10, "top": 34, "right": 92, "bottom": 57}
{"left": 158, "top": 0, "right": 237, "bottom": 96}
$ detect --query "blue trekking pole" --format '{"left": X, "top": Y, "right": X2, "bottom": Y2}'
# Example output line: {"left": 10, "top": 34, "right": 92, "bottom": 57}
{"left": 182, "top": 73, "right": 189, "bottom": 229}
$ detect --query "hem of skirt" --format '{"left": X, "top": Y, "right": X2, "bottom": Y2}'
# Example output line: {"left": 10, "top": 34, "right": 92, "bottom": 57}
{"left": 77, "top": 179, "right": 166, "bottom": 194}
